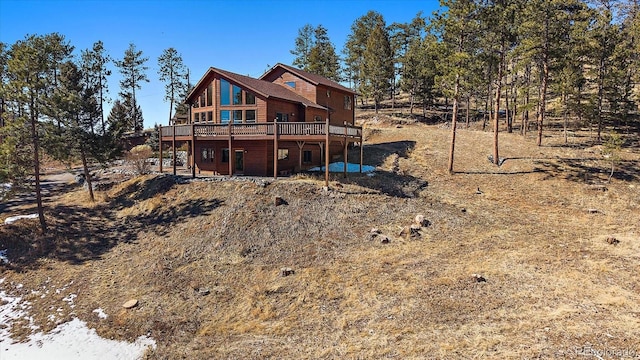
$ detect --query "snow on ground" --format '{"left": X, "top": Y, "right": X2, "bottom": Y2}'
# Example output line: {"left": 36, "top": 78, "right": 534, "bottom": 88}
{"left": 92, "top": 308, "right": 108, "bottom": 319}
{"left": 0, "top": 250, "right": 9, "bottom": 264}
{"left": 0, "top": 279, "right": 156, "bottom": 359}
{"left": 3, "top": 213, "right": 39, "bottom": 225}
{"left": 308, "top": 162, "right": 376, "bottom": 173}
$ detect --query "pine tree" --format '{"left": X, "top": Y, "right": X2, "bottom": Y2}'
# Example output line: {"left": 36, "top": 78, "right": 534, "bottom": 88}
{"left": 51, "top": 61, "right": 99, "bottom": 200}
{"left": 2, "top": 34, "right": 74, "bottom": 232}
{"left": 363, "top": 20, "right": 394, "bottom": 113}
{"left": 433, "top": 0, "right": 480, "bottom": 173}
{"left": 291, "top": 24, "right": 315, "bottom": 71}
{"left": 114, "top": 43, "right": 148, "bottom": 133}
{"left": 389, "top": 13, "right": 425, "bottom": 109}
{"left": 80, "top": 41, "right": 111, "bottom": 134}
{"left": 158, "top": 47, "right": 187, "bottom": 125}
{"left": 344, "top": 11, "right": 386, "bottom": 95}
{"left": 307, "top": 25, "right": 341, "bottom": 81}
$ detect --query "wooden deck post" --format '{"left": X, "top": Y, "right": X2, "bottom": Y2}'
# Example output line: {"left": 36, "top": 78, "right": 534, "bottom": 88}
{"left": 360, "top": 134, "right": 364, "bottom": 174}
{"left": 228, "top": 121, "right": 233, "bottom": 177}
{"left": 273, "top": 121, "right": 278, "bottom": 179}
{"left": 191, "top": 123, "right": 196, "bottom": 178}
{"left": 343, "top": 122, "right": 348, "bottom": 178}
{"left": 172, "top": 125, "right": 176, "bottom": 176}
{"left": 296, "top": 141, "right": 305, "bottom": 172}
{"left": 159, "top": 126, "right": 163, "bottom": 173}
{"left": 325, "top": 118, "right": 330, "bottom": 187}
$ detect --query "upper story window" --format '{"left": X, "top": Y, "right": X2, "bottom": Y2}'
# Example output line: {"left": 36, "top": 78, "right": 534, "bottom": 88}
{"left": 285, "top": 81, "right": 296, "bottom": 88}
{"left": 220, "top": 77, "right": 256, "bottom": 106}
{"left": 206, "top": 84, "right": 213, "bottom": 106}
{"left": 246, "top": 92, "right": 256, "bottom": 105}
{"left": 233, "top": 85, "right": 242, "bottom": 105}
{"left": 344, "top": 95, "right": 352, "bottom": 110}
{"left": 220, "top": 79, "right": 231, "bottom": 105}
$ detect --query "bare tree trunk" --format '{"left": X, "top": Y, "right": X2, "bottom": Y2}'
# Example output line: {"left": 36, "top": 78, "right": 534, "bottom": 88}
{"left": 465, "top": 95, "right": 470, "bottom": 128}
{"left": 512, "top": 75, "right": 517, "bottom": 131}
{"left": 483, "top": 71, "right": 492, "bottom": 131}
{"left": 505, "top": 82, "right": 511, "bottom": 133}
{"left": 522, "top": 65, "right": 530, "bottom": 136}
{"left": 448, "top": 74, "right": 461, "bottom": 174}
{"left": 537, "top": 63, "right": 548, "bottom": 146}
{"left": 493, "top": 41, "right": 505, "bottom": 166}
{"left": 596, "top": 55, "right": 605, "bottom": 143}
{"left": 563, "top": 92, "right": 569, "bottom": 144}
{"left": 80, "top": 144, "right": 95, "bottom": 202}
{"left": 29, "top": 93, "right": 47, "bottom": 233}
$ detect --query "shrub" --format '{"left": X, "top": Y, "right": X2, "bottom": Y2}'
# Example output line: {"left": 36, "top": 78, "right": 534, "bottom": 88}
{"left": 127, "top": 144, "right": 153, "bottom": 175}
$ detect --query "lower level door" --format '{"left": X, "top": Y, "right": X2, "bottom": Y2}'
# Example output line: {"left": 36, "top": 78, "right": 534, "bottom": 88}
{"left": 235, "top": 150, "right": 244, "bottom": 174}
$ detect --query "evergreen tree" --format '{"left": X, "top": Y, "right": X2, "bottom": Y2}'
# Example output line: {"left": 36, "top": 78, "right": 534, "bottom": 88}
{"left": 433, "top": 0, "right": 480, "bottom": 173}
{"left": 158, "top": 47, "right": 187, "bottom": 125}
{"left": 389, "top": 12, "right": 426, "bottom": 108}
{"left": 343, "top": 11, "right": 386, "bottom": 95}
{"left": 80, "top": 41, "right": 111, "bottom": 134}
{"left": 307, "top": 25, "right": 341, "bottom": 81}
{"left": 2, "top": 34, "right": 74, "bottom": 232}
{"left": 363, "top": 20, "right": 394, "bottom": 113}
{"left": 50, "top": 61, "right": 98, "bottom": 200}
{"left": 114, "top": 43, "right": 148, "bottom": 133}
{"left": 291, "top": 24, "right": 315, "bottom": 71}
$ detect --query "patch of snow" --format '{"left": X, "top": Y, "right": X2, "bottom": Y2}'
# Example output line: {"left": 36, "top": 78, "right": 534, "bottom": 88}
{"left": 0, "top": 288, "right": 155, "bottom": 359}
{"left": 0, "top": 183, "right": 11, "bottom": 197}
{"left": 3, "top": 213, "right": 38, "bottom": 225}
{"left": 308, "top": 162, "right": 376, "bottom": 173}
{"left": 1, "top": 318, "right": 156, "bottom": 359}
{"left": 92, "top": 308, "right": 108, "bottom": 319}
{"left": 0, "top": 249, "right": 9, "bottom": 264}
{"left": 62, "top": 293, "right": 77, "bottom": 308}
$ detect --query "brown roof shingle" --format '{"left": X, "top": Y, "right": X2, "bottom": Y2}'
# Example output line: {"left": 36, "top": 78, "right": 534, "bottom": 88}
{"left": 187, "top": 67, "right": 327, "bottom": 110}
{"left": 260, "top": 63, "right": 356, "bottom": 94}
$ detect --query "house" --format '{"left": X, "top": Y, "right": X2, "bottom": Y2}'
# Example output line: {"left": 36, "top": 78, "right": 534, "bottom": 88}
{"left": 159, "top": 63, "right": 363, "bottom": 182}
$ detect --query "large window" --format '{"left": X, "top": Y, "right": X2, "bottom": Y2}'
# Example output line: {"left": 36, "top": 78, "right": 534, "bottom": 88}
{"left": 221, "top": 148, "right": 229, "bottom": 163}
{"left": 233, "top": 85, "right": 242, "bottom": 105}
{"left": 278, "top": 148, "right": 289, "bottom": 160}
{"left": 233, "top": 110, "right": 242, "bottom": 122}
{"left": 220, "top": 110, "right": 230, "bottom": 123}
{"left": 246, "top": 92, "right": 256, "bottom": 105}
{"left": 245, "top": 110, "right": 256, "bottom": 123}
{"left": 220, "top": 79, "right": 230, "bottom": 105}
{"left": 206, "top": 84, "right": 213, "bottom": 106}
{"left": 194, "top": 112, "right": 200, "bottom": 123}
{"left": 207, "top": 111, "right": 213, "bottom": 122}
{"left": 200, "top": 94, "right": 205, "bottom": 107}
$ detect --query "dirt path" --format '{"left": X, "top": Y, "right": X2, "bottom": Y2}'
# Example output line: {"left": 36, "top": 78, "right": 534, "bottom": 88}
{"left": 0, "top": 170, "right": 78, "bottom": 218}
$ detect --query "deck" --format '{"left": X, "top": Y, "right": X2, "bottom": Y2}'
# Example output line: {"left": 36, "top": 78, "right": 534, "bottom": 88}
{"left": 160, "top": 122, "right": 362, "bottom": 142}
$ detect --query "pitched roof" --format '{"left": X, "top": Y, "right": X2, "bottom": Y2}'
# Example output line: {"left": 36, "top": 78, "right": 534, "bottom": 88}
{"left": 186, "top": 67, "right": 327, "bottom": 110}
{"left": 260, "top": 63, "right": 356, "bottom": 94}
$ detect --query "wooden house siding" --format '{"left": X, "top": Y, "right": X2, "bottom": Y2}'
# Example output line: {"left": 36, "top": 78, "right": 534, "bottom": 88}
{"left": 160, "top": 65, "right": 363, "bottom": 183}
{"left": 263, "top": 70, "right": 318, "bottom": 103}
{"left": 317, "top": 85, "right": 355, "bottom": 126}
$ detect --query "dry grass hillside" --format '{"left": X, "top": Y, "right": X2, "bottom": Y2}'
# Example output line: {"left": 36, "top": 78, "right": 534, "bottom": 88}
{"left": 1, "top": 112, "right": 639, "bottom": 359}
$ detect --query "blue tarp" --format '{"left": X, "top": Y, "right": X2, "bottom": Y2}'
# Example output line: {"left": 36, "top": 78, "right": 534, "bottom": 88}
{"left": 308, "top": 162, "right": 376, "bottom": 173}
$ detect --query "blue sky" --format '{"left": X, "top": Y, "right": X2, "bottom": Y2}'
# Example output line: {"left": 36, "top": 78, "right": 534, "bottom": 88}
{"left": 0, "top": 0, "right": 440, "bottom": 129}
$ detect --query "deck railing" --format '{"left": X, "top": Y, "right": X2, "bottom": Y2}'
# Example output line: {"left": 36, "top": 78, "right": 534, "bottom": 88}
{"left": 161, "top": 122, "right": 361, "bottom": 139}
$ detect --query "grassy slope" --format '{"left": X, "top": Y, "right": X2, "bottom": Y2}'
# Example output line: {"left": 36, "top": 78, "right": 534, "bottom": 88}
{"left": 1, "top": 118, "right": 639, "bottom": 359}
